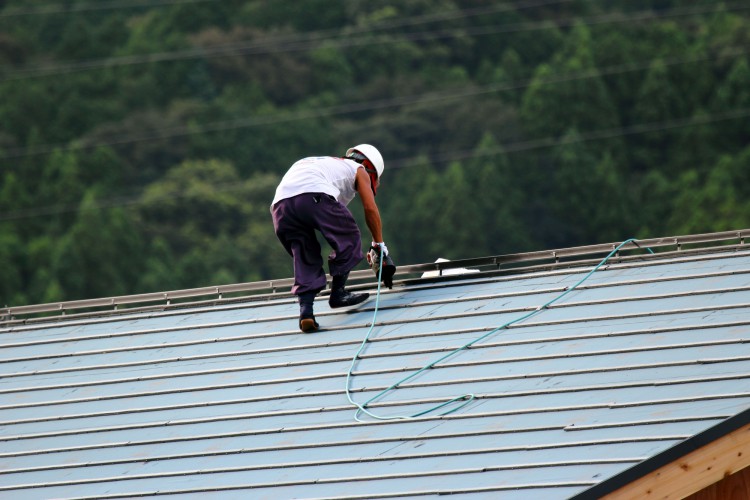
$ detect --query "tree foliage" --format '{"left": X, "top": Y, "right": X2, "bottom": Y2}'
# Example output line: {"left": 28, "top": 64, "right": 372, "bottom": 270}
{"left": 1, "top": 0, "right": 749, "bottom": 306}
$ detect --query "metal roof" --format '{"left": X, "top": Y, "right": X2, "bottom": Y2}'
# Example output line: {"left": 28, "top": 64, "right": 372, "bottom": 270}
{"left": 2, "top": 230, "right": 750, "bottom": 499}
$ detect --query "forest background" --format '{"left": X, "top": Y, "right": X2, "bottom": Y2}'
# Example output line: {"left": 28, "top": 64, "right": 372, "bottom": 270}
{"left": 1, "top": 0, "right": 749, "bottom": 307}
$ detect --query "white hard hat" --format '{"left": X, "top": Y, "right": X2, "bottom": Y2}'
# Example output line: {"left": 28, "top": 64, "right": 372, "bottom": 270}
{"left": 346, "top": 144, "right": 384, "bottom": 178}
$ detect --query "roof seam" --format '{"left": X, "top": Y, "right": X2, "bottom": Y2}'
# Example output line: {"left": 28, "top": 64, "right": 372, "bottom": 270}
{"left": 3, "top": 266, "right": 748, "bottom": 348}
{"left": 5, "top": 377, "right": 750, "bottom": 432}
{"left": 3, "top": 319, "right": 748, "bottom": 394}
{"left": 0, "top": 392, "right": 750, "bottom": 444}
{"left": 0, "top": 458, "right": 638, "bottom": 492}
{"left": 3, "top": 415, "right": 727, "bottom": 469}
{"left": 3, "top": 289, "right": 749, "bottom": 365}
{"left": 4, "top": 360, "right": 750, "bottom": 413}
{"left": 3, "top": 315, "right": 749, "bottom": 384}
{"left": 3, "top": 244, "right": 748, "bottom": 329}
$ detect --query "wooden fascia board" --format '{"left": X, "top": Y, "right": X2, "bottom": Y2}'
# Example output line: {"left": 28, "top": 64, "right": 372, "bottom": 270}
{"left": 572, "top": 407, "right": 750, "bottom": 500}
{"left": 602, "top": 421, "right": 750, "bottom": 499}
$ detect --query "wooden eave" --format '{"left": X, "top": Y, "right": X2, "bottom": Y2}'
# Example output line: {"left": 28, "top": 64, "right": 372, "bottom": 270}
{"left": 574, "top": 407, "right": 750, "bottom": 499}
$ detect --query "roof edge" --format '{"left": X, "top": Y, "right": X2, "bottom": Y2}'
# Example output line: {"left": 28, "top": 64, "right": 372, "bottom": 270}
{"left": 3, "top": 229, "right": 749, "bottom": 325}
{"left": 572, "top": 406, "right": 750, "bottom": 499}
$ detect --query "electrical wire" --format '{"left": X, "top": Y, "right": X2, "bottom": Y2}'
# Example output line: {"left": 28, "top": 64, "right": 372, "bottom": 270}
{"left": 388, "top": 107, "right": 750, "bottom": 170}
{"left": 2, "top": 106, "right": 748, "bottom": 223}
{"left": 2, "top": 45, "right": 747, "bottom": 161}
{"left": 0, "top": 181, "right": 246, "bottom": 221}
{"left": 345, "top": 238, "right": 653, "bottom": 421}
{"left": 0, "top": 0, "right": 566, "bottom": 20}
{"left": 0, "top": 0, "right": 221, "bottom": 17}
{"left": 1, "top": 1, "right": 746, "bottom": 81}
{"left": 1, "top": 5, "right": 747, "bottom": 221}
{"left": 0, "top": 0, "right": 571, "bottom": 80}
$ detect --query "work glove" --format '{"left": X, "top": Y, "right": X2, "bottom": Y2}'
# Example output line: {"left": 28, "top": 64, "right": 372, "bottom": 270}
{"left": 372, "top": 241, "right": 388, "bottom": 258}
{"left": 367, "top": 242, "right": 396, "bottom": 289}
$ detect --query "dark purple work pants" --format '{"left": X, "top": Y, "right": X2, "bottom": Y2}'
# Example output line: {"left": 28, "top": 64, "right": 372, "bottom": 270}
{"left": 272, "top": 193, "right": 364, "bottom": 295}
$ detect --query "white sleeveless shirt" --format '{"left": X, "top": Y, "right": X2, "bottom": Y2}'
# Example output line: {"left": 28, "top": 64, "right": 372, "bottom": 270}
{"left": 271, "top": 156, "right": 362, "bottom": 208}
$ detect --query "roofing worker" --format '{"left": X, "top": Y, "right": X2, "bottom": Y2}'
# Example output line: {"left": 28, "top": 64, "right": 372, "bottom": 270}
{"left": 271, "top": 144, "right": 394, "bottom": 333}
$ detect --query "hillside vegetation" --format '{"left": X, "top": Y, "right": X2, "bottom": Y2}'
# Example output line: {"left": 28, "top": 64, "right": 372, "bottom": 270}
{"left": 2, "top": 0, "right": 749, "bottom": 306}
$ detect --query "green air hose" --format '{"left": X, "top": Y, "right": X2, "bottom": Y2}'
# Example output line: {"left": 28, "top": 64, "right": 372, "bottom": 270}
{"left": 345, "top": 239, "right": 653, "bottom": 422}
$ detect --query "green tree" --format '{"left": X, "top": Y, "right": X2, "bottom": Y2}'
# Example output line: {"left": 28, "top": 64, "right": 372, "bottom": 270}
{"left": 57, "top": 17, "right": 97, "bottom": 59}
{"left": 426, "top": 160, "right": 483, "bottom": 259}
{"left": 310, "top": 44, "right": 355, "bottom": 95}
{"left": 635, "top": 169, "right": 674, "bottom": 237}
{"left": 51, "top": 190, "right": 144, "bottom": 300}
{"left": 520, "top": 23, "right": 619, "bottom": 143}
{"left": 548, "top": 129, "right": 631, "bottom": 246}
{"left": 668, "top": 147, "right": 750, "bottom": 234}
{"left": 140, "top": 159, "right": 246, "bottom": 248}
{"left": 464, "top": 133, "right": 532, "bottom": 255}
{"left": 711, "top": 57, "right": 750, "bottom": 152}
{"left": 476, "top": 49, "right": 525, "bottom": 105}
{"left": 630, "top": 59, "right": 689, "bottom": 173}
{"left": 240, "top": 0, "right": 347, "bottom": 31}
{"left": 0, "top": 81, "right": 58, "bottom": 146}
{"left": 138, "top": 237, "right": 180, "bottom": 293}
{"left": 38, "top": 150, "right": 86, "bottom": 234}
{"left": 0, "top": 228, "right": 25, "bottom": 306}
{"left": 670, "top": 109, "right": 720, "bottom": 174}
{"left": 24, "top": 235, "right": 62, "bottom": 305}
{"left": 382, "top": 156, "right": 436, "bottom": 264}
{"left": 3, "top": 0, "right": 750, "bottom": 306}
{"left": 233, "top": 172, "right": 287, "bottom": 281}
{"left": 139, "top": 160, "right": 283, "bottom": 290}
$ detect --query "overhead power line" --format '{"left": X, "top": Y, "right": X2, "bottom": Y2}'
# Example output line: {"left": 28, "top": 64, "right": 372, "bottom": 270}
{"left": 2, "top": 46, "right": 747, "bottom": 161}
{"left": 0, "top": 0, "right": 570, "bottom": 81}
{"left": 0, "top": 0, "right": 568, "bottom": 19}
{"left": 0, "top": 196, "right": 145, "bottom": 222}
{"left": 3, "top": 107, "right": 748, "bottom": 222}
{"left": 1, "top": 1, "right": 746, "bottom": 82}
{"left": 388, "top": 108, "right": 750, "bottom": 170}
{"left": 0, "top": 0, "right": 220, "bottom": 17}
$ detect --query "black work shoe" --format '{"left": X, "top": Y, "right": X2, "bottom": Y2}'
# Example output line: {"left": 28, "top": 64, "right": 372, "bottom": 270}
{"left": 328, "top": 289, "right": 369, "bottom": 308}
{"left": 299, "top": 316, "right": 320, "bottom": 333}
{"left": 298, "top": 291, "right": 317, "bottom": 330}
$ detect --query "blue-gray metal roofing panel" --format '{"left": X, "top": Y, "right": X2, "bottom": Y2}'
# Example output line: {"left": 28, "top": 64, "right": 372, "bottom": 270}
{"left": 2, "top": 247, "right": 750, "bottom": 499}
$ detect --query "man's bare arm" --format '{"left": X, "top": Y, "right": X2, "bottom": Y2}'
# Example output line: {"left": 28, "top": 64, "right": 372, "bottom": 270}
{"left": 355, "top": 167, "right": 383, "bottom": 243}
